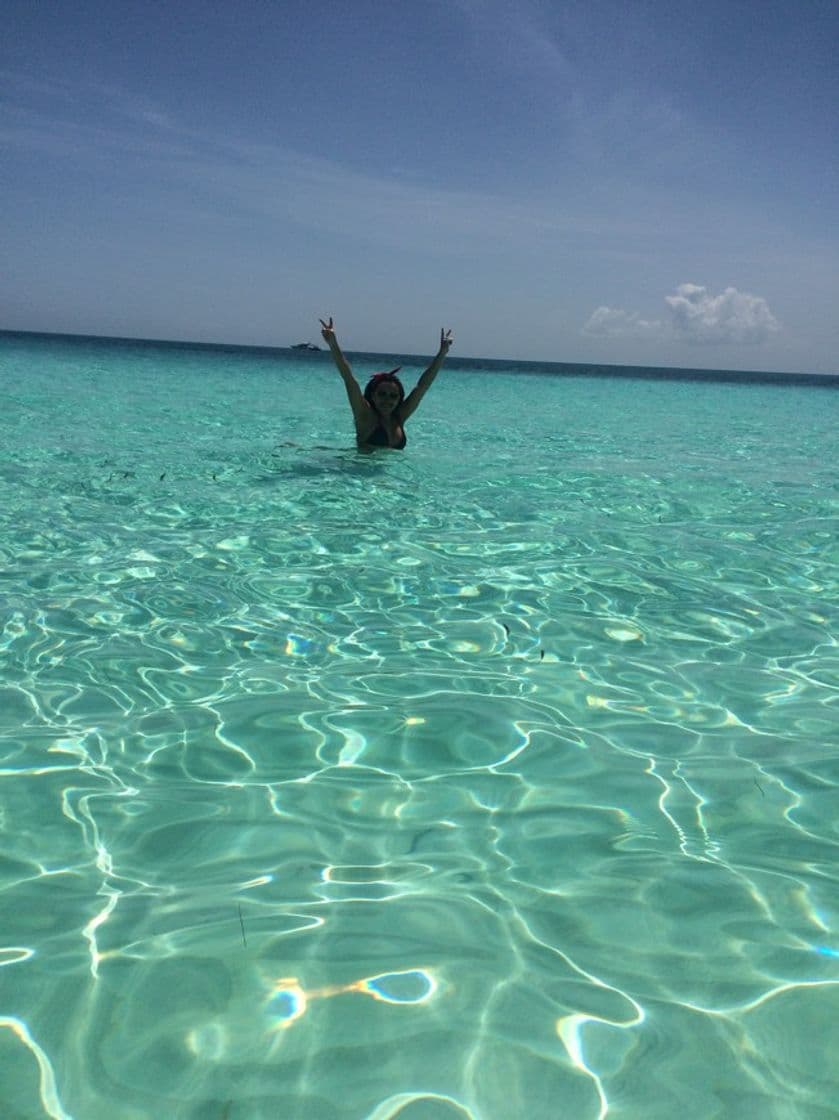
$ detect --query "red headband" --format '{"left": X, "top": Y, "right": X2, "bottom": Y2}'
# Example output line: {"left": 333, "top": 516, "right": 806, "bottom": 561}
{"left": 369, "top": 367, "right": 402, "bottom": 383}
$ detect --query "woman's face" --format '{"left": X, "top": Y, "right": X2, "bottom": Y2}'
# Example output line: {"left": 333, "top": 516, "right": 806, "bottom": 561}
{"left": 373, "top": 382, "right": 401, "bottom": 414}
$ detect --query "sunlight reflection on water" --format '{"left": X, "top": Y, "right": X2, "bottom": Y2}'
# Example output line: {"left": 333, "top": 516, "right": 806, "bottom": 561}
{"left": 1, "top": 335, "right": 838, "bottom": 1119}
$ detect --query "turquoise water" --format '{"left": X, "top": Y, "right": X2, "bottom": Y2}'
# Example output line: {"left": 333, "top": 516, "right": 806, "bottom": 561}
{"left": 1, "top": 332, "right": 838, "bottom": 1120}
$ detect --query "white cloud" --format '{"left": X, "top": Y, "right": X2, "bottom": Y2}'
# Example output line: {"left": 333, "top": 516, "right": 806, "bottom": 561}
{"left": 664, "top": 283, "right": 780, "bottom": 343}
{"left": 583, "top": 284, "right": 781, "bottom": 344}
{"left": 582, "top": 307, "right": 662, "bottom": 337}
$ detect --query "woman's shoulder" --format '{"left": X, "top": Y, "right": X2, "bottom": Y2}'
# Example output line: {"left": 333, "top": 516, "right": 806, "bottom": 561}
{"left": 354, "top": 402, "right": 378, "bottom": 430}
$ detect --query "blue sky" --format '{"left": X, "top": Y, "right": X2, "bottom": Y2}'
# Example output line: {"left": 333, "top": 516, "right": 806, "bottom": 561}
{"left": 3, "top": 0, "right": 837, "bottom": 372}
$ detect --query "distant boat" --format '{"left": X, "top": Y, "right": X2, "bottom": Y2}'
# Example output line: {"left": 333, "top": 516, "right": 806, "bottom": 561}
{"left": 291, "top": 342, "right": 322, "bottom": 351}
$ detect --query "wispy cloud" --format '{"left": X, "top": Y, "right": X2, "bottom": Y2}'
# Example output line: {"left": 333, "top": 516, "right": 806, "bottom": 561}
{"left": 581, "top": 307, "right": 662, "bottom": 338}
{"left": 583, "top": 284, "right": 781, "bottom": 344}
{"left": 453, "top": 0, "right": 574, "bottom": 80}
{"left": 1, "top": 68, "right": 184, "bottom": 147}
{"left": 0, "top": 71, "right": 661, "bottom": 257}
{"left": 451, "top": 2, "right": 685, "bottom": 173}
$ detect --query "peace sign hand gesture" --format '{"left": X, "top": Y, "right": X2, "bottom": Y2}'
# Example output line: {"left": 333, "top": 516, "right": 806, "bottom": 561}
{"left": 439, "top": 328, "right": 453, "bottom": 352}
{"left": 319, "top": 316, "right": 335, "bottom": 342}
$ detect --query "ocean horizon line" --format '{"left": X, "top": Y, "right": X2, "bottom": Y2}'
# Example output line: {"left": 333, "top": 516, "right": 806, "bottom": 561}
{"left": 2, "top": 327, "right": 838, "bottom": 388}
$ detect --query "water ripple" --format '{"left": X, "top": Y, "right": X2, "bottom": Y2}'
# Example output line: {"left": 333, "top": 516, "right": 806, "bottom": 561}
{"left": 1, "top": 342, "right": 837, "bottom": 1117}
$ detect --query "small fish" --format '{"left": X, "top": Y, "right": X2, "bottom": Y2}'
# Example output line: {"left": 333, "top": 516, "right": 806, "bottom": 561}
{"left": 539, "top": 649, "right": 545, "bottom": 660}
{"left": 237, "top": 904, "right": 247, "bottom": 948}
{"left": 501, "top": 622, "right": 510, "bottom": 636}
{"left": 754, "top": 778, "right": 765, "bottom": 798}
{"left": 159, "top": 471, "right": 166, "bottom": 481}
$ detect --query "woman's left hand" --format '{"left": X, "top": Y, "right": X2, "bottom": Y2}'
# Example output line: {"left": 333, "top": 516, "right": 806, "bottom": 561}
{"left": 440, "top": 328, "right": 453, "bottom": 352}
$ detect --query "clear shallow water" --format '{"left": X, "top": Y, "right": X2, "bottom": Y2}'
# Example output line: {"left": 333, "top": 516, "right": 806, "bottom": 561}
{"left": 1, "top": 332, "right": 838, "bottom": 1120}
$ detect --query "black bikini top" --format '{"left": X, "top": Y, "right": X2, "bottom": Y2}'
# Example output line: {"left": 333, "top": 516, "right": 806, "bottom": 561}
{"left": 366, "top": 423, "right": 406, "bottom": 449}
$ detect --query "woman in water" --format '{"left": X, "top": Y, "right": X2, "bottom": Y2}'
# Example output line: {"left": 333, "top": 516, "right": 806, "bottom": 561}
{"left": 319, "top": 317, "right": 453, "bottom": 450}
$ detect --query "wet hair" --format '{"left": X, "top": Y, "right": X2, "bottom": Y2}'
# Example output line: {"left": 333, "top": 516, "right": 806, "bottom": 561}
{"left": 363, "top": 367, "right": 404, "bottom": 412}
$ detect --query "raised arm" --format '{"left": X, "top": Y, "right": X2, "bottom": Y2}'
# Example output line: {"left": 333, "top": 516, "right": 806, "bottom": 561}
{"left": 319, "top": 317, "right": 367, "bottom": 419}
{"left": 400, "top": 328, "right": 453, "bottom": 421}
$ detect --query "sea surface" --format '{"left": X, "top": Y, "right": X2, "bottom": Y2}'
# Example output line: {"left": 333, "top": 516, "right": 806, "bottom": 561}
{"left": 1, "top": 331, "right": 838, "bottom": 1120}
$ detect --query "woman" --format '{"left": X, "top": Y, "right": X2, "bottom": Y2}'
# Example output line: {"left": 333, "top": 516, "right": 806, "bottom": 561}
{"left": 319, "top": 317, "right": 453, "bottom": 450}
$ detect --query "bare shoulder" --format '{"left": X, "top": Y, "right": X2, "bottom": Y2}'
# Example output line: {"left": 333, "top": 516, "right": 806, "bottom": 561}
{"left": 353, "top": 400, "right": 378, "bottom": 437}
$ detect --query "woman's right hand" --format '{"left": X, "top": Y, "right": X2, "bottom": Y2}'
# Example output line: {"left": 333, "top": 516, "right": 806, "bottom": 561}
{"left": 319, "top": 316, "right": 335, "bottom": 342}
